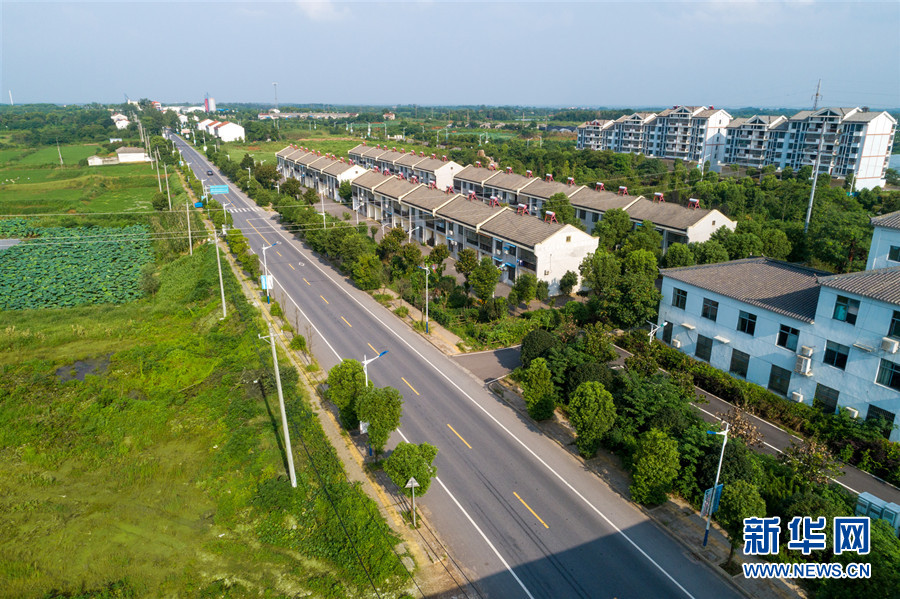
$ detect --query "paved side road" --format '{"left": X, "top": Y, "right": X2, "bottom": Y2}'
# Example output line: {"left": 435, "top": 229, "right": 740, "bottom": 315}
{"left": 459, "top": 341, "right": 900, "bottom": 507}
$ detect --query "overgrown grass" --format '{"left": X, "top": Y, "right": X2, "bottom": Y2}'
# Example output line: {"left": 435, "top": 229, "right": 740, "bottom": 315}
{"left": 0, "top": 244, "right": 410, "bottom": 598}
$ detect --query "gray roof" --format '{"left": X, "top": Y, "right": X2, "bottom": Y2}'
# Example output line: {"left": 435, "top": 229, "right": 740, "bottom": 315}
{"left": 348, "top": 143, "right": 369, "bottom": 155}
{"left": 362, "top": 147, "right": 388, "bottom": 158}
{"left": 568, "top": 187, "right": 641, "bottom": 212}
{"left": 726, "top": 118, "right": 749, "bottom": 129}
{"left": 306, "top": 156, "right": 332, "bottom": 171}
{"left": 517, "top": 178, "right": 575, "bottom": 200}
{"left": 394, "top": 154, "right": 427, "bottom": 168}
{"left": 297, "top": 152, "right": 325, "bottom": 166}
{"left": 352, "top": 170, "right": 391, "bottom": 191}
{"left": 276, "top": 146, "right": 294, "bottom": 157}
{"left": 455, "top": 165, "right": 501, "bottom": 185}
{"left": 401, "top": 188, "right": 459, "bottom": 213}
{"left": 284, "top": 149, "right": 308, "bottom": 162}
{"left": 322, "top": 160, "right": 354, "bottom": 176}
{"left": 116, "top": 147, "right": 145, "bottom": 154}
{"left": 414, "top": 158, "right": 459, "bottom": 173}
{"left": 819, "top": 267, "right": 900, "bottom": 306}
{"left": 483, "top": 172, "right": 538, "bottom": 193}
{"left": 375, "top": 150, "right": 407, "bottom": 165}
{"left": 872, "top": 210, "right": 900, "bottom": 231}
{"left": 372, "top": 177, "right": 420, "bottom": 200}
{"left": 436, "top": 197, "right": 504, "bottom": 229}
{"left": 844, "top": 111, "right": 894, "bottom": 123}
{"left": 479, "top": 209, "right": 566, "bottom": 249}
{"left": 625, "top": 198, "right": 723, "bottom": 232}
{"left": 661, "top": 258, "right": 829, "bottom": 323}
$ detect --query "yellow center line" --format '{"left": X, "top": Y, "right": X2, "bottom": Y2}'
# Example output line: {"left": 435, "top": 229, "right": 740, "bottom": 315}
{"left": 303, "top": 278, "right": 310, "bottom": 285}
{"left": 276, "top": 251, "right": 283, "bottom": 257}
{"left": 341, "top": 316, "right": 352, "bottom": 327}
{"left": 447, "top": 424, "right": 472, "bottom": 449}
{"left": 320, "top": 295, "right": 329, "bottom": 304}
{"left": 244, "top": 219, "right": 271, "bottom": 246}
{"left": 289, "top": 264, "right": 296, "bottom": 271}
{"left": 368, "top": 343, "right": 378, "bottom": 353}
{"left": 401, "top": 377, "right": 420, "bottom": 396}
{"left": 514, "top": 492, "right": 549, "bottom": 529}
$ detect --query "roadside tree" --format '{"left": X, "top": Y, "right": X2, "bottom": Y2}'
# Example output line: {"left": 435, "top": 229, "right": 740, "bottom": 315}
{"left": 357, "top": 386, "right": 404, "bottom": 455}
{"left": 630, "top": 429, "right": 680, "bottom": 505}
{"left": 569, "top": 382, "right": 617, "bottom": 457}
{"left": 384, "top": 442, "right": 438, "bottom": 497}
{"left": 326, "top": 360, "right": 368, "bottom": 428}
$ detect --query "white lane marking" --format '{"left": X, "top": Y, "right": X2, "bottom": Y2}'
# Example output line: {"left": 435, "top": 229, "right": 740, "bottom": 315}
{"left": 397, "top": 429, "right": 534, "bottom": 599}
{"left": 271, "top": 272, "right": 342, "bottom": 362}
{"left": 267, "top": 226, "right": 697, "bottom": 599}
{"left": 693, "top": 405, "right": 860, "bottom": 495}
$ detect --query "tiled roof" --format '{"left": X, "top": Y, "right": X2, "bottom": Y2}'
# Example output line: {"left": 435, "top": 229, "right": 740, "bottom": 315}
{"left": 625, "top": 198, "right": 725, "bottom": 232}
{"left": 819, "top": 267, "right": 900, "bottom": 306}
{"left": 297, "top": 152, "right": 325, "bottom": 166}
{"left": 568, "top": 187, "right": 641, "bottom": 212}
{"left": 284, "top": 149, "right": 308, "bottom": 162}
{"left": 414, "top": 158, "right": 458, "bottom": 173}
{"left": 374, "top": 150, "right": 407, "bottom": 164}
{"left": 322, "top": 160, "right": 354, "bottom": 176}
{"left": 436, "top": 197, "right": 504, "bottom": 229}
{"left": 479, "top": 209, "right": 566, "bottom": 249}
{"left": 372, "top": 177, "right": 420, "bottom": 200}
{"left": 351, "top": 170, "right": 391, "bottom": 191}
{"left": 661, "top": 258, "right": 829, "bottom": 323}
{"left": 276, "top": 146, "right": 294, "bottom": 157}
{"left": 394, "top": 154, "right": 427, "bottom": 167}
{"left": 455, "top": 165, "right": 501, "bottom": 184}
{"left": 401, "top": 188, "right": 459, "bottom": 213}
{"left": 872, "top": 210, "right": 900, "bottom": 231}
{"left": 306, "top": 156, "right": 331, "bottom": 171}
{"left": 362, "top": 147, "right": 388, "bottom": 158}
{"left": 348, "top": 144, "right": 369, "bottom": 155}
{"left": 483, "top": 172, "right": 538, "bottom": 193}
{"left": 844, "top": 111, "right": 895, "bottom": 123}
{"left": 726, "top": 118, "right": 749, "bottom": 129}
{"left": 518, "top": 178, "right": 575, "bottom": 200}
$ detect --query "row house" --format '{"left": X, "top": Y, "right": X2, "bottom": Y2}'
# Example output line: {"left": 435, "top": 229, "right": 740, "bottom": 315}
{"left": 657, "top": 211, "right": 900, "bottom": 442}
{"left": 349, "top": 169, "right": 597, "bottom": 294}
{"left": 454, "top": 164, "right": 503, "bottom": 199}
{"left": 309, "top": 156, "right": 367, "bottom": 201}
{"left": 723, "top": 115, "right": 787, "bottom": 168}
{"left": 348, "top": 144, "right": 389, "bottom": 169}
{"left": 651, "top": 106, "right": 731, "bottom": 165}
{"left": 624, "top": 198, "right": 732, "bottom": 248}
{"left": 482, "top": 168, "right": 538, "bottom": 206}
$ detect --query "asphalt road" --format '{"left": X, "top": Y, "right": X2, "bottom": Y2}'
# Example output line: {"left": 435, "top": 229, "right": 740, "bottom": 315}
{"left": 172, "top": 135, "right": 742, "bottom": 599}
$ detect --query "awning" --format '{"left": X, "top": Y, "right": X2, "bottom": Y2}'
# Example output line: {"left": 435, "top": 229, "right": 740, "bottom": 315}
{"left": 713, "top": 335, "right": 730, "bottom": 344}
{"left": 505, "top": 262, "right": 517, "bottom": 268}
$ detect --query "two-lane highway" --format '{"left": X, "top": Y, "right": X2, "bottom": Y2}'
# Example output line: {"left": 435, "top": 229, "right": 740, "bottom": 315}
{"left": 173, "top": 136, "right": 742, "bottom": 599}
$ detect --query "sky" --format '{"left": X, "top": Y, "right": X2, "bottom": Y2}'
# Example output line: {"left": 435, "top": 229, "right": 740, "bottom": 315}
{"left": 1, "top": 1, "right": 899, "bottom": 109}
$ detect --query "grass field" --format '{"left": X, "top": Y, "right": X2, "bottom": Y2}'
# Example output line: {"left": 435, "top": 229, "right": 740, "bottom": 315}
{"left": 0, "top": 142, "right": 188, "bottom": 223}
{"left": 0, "top": 244, "right": 410, "bottom": 598}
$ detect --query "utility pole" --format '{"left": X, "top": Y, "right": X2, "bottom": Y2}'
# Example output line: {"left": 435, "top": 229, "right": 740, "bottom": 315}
{"left": 154, "top": 149, "right": 162, "bottom": 192}
{"left": 56, "top": 140, "right": 64, "bottom": 166}
{"left": 215, "top": 241, "right": 227, "bottom": 319}
{"left": 186, "top": 200, "right": 193, "bottom": 256}
{"left": 812, "top": 79, "right": 822, "bottom": 111}
{"left": 804, "top": 133, "right": 825, "bottom": 235}
{"left": 261, "top": 323, "right": 297, "bottom": 488}
{"left": 164, "top": 163, "right": 172, "bottom": 210}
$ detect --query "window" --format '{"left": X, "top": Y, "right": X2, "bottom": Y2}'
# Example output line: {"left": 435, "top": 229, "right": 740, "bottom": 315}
{"left": 877, "top": 359, "right": 900, "bottom": 391}
{"left": 768, "top": 365, "right": 792, "bottom": 396}
{"left": 866, "top": 405, "right": 896, "bottom": 439}
{"left": 777, "top": 325, "right": 800, "bottom": 352}
{"left": 833, "top": 295, "right": 860, "bottom": 325}
{"left": 701, "top": 298, "right": 719, "bottom": 322}
{"left": 889, "top": 310, "right": 900, "bottom": 339}
{"left": 672, "top": 288, "right": 687, "bottom": 310}
{"left": 824, "top": 341, "right": 850, "bottom": 370}
{"left": 729, "top": 349, "right": 750, "bottom": 378}
{"left": 814, "top": 384, "right": 840, "bottom": 414}
{"left": 888, "top": 246, "right": 900, "bottom": 262}
{"left": 696, "top": 335, "right": 713, "bottom": 362}
{"left": 737, "top": 311, "right": 757, "bottom": 336}
{"left": 566, "top": 236, "right": 571, "bottom": 243}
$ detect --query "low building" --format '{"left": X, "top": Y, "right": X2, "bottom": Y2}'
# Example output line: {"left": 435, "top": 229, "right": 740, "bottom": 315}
{"left": 115, "top": 147, "right": 151, "bottom": 163}
{"left": 214, "top": 122, "right": 245, "bottom": 142}
{"left": 110, "top": 113, "right": 130, "bottom": 130}
{"left": 87, "top": 156, "right": 119, "bottom": 166}
{"left": 867, "top": 210, "right": 900, "bottom": 270}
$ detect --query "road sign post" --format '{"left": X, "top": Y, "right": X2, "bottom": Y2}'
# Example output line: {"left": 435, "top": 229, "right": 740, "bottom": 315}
{"left": 405, "top": 477, "right": 420, "bottom": 529}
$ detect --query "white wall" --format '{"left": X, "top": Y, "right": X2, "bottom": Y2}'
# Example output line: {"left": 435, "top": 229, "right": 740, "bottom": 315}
{"left": 867, "top": 226, "right": 900, "bottom": 270}
{"left": 685, "top": 210, "right": 736, "bottom": 243}
{"left": 534, "top": 226, "right": 597, "bottom": 295}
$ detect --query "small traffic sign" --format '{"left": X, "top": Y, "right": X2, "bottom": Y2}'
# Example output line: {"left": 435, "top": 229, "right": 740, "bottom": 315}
{"left": 405, "top": 478, "right": 420, "bottom": 489}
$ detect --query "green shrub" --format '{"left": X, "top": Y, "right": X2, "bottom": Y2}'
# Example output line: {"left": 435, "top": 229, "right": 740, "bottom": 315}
{"left": 289, "top": 334, "right": 307, "bottom": 352}
{"left": 270, "top": 301, "right": 283, "bottom": 319}
{"left": 393, "top": 305, "right": 409, "bottom": 318}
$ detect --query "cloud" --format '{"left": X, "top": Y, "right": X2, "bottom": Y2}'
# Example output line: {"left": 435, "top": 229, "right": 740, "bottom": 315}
{"left": 295, "top": 1, "right": 348, "bottom": 22}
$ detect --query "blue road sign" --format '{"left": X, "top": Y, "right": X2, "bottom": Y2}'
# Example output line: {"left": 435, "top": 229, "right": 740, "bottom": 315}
{"left": 194, "top": 202, "right": 204, "bottom": 208}
{"left": 210, "top": 185, "right": 229, "bottom": 195}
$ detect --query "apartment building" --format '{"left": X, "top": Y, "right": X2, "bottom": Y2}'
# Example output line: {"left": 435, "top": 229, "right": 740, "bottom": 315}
{"left": 576, "top": 119, "right": 614, "bottom": 151}
{"left": 657, "top": 214, "right": 900, "bottom": 441}
{"left": 723, "top": 115, "right": 788, "bottom": 168}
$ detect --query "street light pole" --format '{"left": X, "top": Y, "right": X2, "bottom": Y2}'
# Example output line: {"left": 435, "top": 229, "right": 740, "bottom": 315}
{"left": 262, "top": 242, "right": 279, "bottom": 304}
{"left": 319, "top": 212, "right": 326, "bottom": 230}
{"left": 703, "top": 422, "right": 730, "bottom": 547}
{"left": 185, "top": 199, "right": 193, "bottom": 256}
{"left": 221, "top": 202, "right": 231, "bottom": 233}
{"left": 260, "top": 323, "right": 297, "bottom": 488}
{"left": 407, "top": 226, "right": 420, "bottom": 244}
{"left": 163, "top": 163, "right": 172, "bottom": 210}
{"left": 419, "top": 265, "right": 431, "bottom": 334}
{"left": 362, "top": 350, "right": 389, "bottom": 386}
{"left": 215, "top": 240, "right": 227, "bottom": 319}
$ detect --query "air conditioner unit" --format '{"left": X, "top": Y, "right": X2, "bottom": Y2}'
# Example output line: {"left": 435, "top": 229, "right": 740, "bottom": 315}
{"left": 544, "top": 270, "right": 550, "bottom": 276}
{"left": 791, "top": 391, "right": 804, "bottom": 403}
{"left": 672, "top": 339, "right": 682, "bottom": 349}
{"left": 882, "top": 337, "right": 900, "bottom": 354}
{"left": 795, "top": 355, "right": 813, "bottom": 376}
{"left": 495, "top": 249, "right": 502, "bottom": 255}
{"left": 799, "top": 346, "right": 814, "bottom": 357}
{"left": 846, "top": 407, "right": 859, "bottom": 419}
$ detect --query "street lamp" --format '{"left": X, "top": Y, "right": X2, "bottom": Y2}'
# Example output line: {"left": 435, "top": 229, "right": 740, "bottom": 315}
{"left": 262, "top": 242, "right": 279, "bottom": 304}
{"left": 318, "top": 212, "right": 327, "bottom": 230}
{"left": 419, "top": 265, "right": 433, "bottom": 334}
{"left": 407, "top": 226, "right": 420, "bottom": 244}
{"left": 221, "top": 202, "right": 231, "bottom": 233}
{"left": 702, "top": 422, "right": 730, "bottom": 547}
{"left": 361, "top": 350, "right": 389, "bottom": 387}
